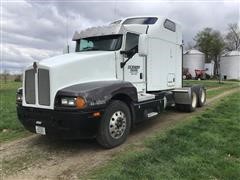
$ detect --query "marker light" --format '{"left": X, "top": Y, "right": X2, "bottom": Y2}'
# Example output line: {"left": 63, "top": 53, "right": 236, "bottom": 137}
{"left": 75, "top": 97, "right": 86, "bottom": 109}
{"left": 93, "top": 112, "right": 101, "bottom": 117}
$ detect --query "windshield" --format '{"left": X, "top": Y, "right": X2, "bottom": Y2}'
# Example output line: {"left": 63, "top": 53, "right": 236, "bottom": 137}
{"left": 76, "top": 35, "right": 122, "bottom": 52}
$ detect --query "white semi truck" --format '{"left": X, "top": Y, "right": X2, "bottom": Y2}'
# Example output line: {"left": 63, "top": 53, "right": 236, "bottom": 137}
{"left": 16, "top": 16, "right": 206, "bottom": 148}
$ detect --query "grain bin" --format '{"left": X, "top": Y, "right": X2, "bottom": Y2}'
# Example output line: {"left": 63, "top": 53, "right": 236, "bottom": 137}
{"left": 220, "top": 51, "right": 240, "bottom": 80}
{"left": 183, "top": 49, "right": 205, "bottom": 78}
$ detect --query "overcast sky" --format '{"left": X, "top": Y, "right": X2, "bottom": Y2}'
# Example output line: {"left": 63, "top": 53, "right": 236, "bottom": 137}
{"left": 1, "top": 0, "right": 239, "bottom": 74}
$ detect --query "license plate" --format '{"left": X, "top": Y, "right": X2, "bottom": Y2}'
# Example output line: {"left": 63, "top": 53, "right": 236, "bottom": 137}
{"left": 35, "top": 126, "right": 46, "bottom": 135}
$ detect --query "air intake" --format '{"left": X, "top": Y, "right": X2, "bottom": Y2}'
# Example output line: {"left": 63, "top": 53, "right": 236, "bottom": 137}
{"left": 25, "top": 69, "right": 36, "bottom": 104}
{"left": 38, "top": 69, "right": 50, "bottom": 106}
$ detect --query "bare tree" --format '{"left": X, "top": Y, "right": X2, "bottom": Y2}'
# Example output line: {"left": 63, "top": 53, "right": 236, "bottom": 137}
{"left": 225, "top": 23, "right": 240, "bottom": 51}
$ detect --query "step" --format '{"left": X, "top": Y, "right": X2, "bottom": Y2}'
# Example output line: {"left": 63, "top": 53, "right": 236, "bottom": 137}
{"left": 147, "top": 112, "right": 158, "bottom": 118}
{"left": 138, "top": 93, "right": 155, "bottom": 102}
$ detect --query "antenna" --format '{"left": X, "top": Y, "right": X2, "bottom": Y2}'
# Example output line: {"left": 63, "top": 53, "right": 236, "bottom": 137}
{"left": 65, "top": 14, "right": 69, "bottom": 53}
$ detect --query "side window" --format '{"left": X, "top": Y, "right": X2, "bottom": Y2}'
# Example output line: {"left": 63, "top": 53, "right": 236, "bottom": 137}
{"left": 164, "top": 19, "right": 176, "bottom": 32}
{"left": 125, "top": 33, "right": 139, "bottom": 51}
{"left": 80, "top": 39, "right": 93, "bottom": 50}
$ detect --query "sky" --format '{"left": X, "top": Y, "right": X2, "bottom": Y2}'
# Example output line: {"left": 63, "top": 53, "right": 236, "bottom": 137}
{"left": 1, "top": 0, "right": 239, "bottom": 74}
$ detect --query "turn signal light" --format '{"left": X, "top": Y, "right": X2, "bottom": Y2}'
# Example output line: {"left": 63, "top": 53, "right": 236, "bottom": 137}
{"left": 93, "top": 112, "right": 101, "bottom": 117}
{"left": 75, "top": 97, "right": 86, "bottom": 109}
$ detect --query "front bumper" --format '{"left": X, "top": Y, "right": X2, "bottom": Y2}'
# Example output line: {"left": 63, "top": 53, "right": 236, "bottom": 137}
{"left": 17, "top": 105, "right": 103, "bottom": 139}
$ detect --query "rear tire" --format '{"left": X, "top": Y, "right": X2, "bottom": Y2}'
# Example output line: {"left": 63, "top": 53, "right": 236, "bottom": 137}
{"left": 97, "top": 100, "right": 131, "bottom": 148}
{"left": 184, "top": 91, "right": 198, "bottom": 112}
{"left": 197, "top": 87, "right": 206, "bottom": 107}
{"left": 176, "top": 91, "right": 198, "bottom": 112}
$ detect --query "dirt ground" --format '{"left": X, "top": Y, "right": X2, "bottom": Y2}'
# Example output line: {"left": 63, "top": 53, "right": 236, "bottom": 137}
{"left": 0, "top": 88, "right": 239, "bottom": 180}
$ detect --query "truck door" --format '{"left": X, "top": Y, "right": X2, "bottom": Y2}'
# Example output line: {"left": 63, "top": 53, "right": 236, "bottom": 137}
{"left": 123, "top": 33, "right": 146, "bottom": 93}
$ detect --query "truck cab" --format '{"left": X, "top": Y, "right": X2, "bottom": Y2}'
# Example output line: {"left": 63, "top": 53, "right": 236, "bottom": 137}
{"left": 16, "top": 16, "right": 206, "bottom": 148}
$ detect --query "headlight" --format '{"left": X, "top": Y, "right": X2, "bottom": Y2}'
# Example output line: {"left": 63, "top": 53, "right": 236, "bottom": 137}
{"left": 17, "top": 94, "right": 22, "bottom": 101}
{"left": 60, "top": 96, "right": 86, "bottom": 109}
{"left": 61, "top": 97, "right": 76, "bottom": 106}
{"left": 16, "top": 88, "right": 23, "bottom": 102}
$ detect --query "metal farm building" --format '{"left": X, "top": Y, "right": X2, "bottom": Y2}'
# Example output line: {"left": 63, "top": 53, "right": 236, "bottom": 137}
{"left": 220, "top": 51, "right": 240, "bottom": 80}
{"left": 183, "top": 49, "right": 205, "bottom": 78}
{"left": 204, "top": 61, "right": 215, "bottom": 76}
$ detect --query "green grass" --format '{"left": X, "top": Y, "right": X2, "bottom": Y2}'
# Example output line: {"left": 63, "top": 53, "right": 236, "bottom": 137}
{"left": 0, "top": 81, "right": 30, "bottom": 142}
{"left": 184, "top": 80, "right": 240, "bottom": 98}
{"left": 183, "top": 80, "right": 240, "bottom": 89}
{"left": 207, "top": 86, "right": 235, "bottom": 98}
{"left": 88, "top": 92, "right": 240, "bottom": 180}
{"left": 207, "top": 84, "right": 240, "bottom": 98}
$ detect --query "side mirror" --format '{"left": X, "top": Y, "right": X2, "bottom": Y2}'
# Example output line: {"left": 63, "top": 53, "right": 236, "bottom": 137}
{"left": 120, "top": 50, "right": 130, "bottom": 59}
{"left": 120, "top": 45, "right": 138, "bottom": 59}
{"left": 63, "top": 45, "right": 70, "bottom": 54}
{"left": 138, "top": 34, "right": 148, "bottom": 57}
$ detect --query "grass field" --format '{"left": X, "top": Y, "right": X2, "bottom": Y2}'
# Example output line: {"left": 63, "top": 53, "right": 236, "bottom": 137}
{"left": 183, "top": 80, "right": 239, "bottom": 98}
{"left": 0, "top": 80, "right": 239, "bottom": 143}
{"left": 0, "top": 81, "right": 30, "bottom": 142}
{"left": 88, "top": 92, "right": 240, "bottom": 179}
{"left": 183, "top": 80, "right": 239, "bottom": 88}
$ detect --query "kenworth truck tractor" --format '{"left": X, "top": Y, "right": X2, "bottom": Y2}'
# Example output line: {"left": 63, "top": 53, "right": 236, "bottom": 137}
{"left": 16, "top": 16, "right": 206, "bottom": 148}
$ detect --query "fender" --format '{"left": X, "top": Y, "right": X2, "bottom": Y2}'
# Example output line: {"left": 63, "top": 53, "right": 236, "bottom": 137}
{"left": 173, "top": 84, "right": 206, "bottom": 105}
{"left": 55, "top": 80, "right": 138, "bottom": 109}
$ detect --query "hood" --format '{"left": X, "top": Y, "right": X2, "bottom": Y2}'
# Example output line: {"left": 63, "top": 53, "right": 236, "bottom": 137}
{"left": 39, "top": 51, "right": 115, "bottom": 68}
{"left": 23, "top": 51, "right": 117, "bottom": 109}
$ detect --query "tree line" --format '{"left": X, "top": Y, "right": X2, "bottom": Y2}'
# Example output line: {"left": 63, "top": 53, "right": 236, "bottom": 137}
{"left": 192, "top": 23, "right": 240, "bottom": 76}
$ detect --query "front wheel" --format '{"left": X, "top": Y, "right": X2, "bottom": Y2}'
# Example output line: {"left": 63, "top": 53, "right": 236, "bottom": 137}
{"left": 97, "top": 100, "right": 131, "bottom": 148}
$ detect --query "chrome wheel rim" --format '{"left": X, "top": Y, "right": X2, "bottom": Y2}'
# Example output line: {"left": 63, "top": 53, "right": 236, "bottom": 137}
{"left": 163, "top": 96, "right": 167, "bottom": 109}
{"left": 192, "top": 92, "right": 197, "bottom": 108}
{"left": 109, "top": 111, "right": 126, "bottom": 139}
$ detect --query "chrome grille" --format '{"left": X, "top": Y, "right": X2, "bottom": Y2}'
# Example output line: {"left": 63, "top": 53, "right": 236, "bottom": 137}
{"left": 38, "top": 69, "right": 50, "bottom": 106}
{"left": 24, "top": 68, "right": 50, "bottom": 106}
{"left": 25, "top": 69, "right": 35, "bottom": 104}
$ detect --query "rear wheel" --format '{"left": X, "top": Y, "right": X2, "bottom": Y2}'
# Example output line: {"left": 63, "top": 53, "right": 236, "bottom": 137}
{"left": 176, "top": 91, "right": 198, "bottom": 112}
{"left": 97, "top": 100, "right": 131, "bottom": 148}
{"left": 197, "top": 87, "right": 206, "bottom": 107}
{"left": 184, "top": 91, "right": 198, "bottom": 112}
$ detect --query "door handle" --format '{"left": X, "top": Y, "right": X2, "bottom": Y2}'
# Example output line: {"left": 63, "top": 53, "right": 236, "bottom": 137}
{"left": 140, "top": 73, "right": 143, "bottom": 79}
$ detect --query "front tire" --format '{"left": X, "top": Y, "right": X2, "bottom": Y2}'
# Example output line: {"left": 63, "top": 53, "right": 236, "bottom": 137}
{"left": 97, "top": 100, "right": 131, "bottom": 148}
